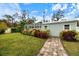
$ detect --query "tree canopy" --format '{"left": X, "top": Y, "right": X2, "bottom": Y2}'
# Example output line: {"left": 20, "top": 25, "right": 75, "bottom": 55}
{"left": 52, "top": 9, "right": 64, "bottom": 21}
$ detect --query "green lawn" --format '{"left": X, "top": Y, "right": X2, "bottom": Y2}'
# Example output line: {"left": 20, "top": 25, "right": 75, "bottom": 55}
{"left": 0, "top": 33, "right": 46, "bottom": 56}
{"left": 63, "top": 41, "right": 79, "bottom": 56}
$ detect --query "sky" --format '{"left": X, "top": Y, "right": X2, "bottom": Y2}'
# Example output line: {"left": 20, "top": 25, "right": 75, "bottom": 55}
{"left": 0, "top": 3, "right": 79, "bottom": 21}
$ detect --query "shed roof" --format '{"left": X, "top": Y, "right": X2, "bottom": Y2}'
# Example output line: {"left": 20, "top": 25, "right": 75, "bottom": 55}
{"left": 43, "top": 20, "right": 79, "bottom": 25}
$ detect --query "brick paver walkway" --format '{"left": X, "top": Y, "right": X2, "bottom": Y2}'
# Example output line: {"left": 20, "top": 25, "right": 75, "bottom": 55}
{"left": 38, "top": 37, "right": 68, "bottom": 56}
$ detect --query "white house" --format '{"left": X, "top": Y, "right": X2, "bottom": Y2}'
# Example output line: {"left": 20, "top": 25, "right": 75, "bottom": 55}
{"left": 24, "top": 19, "right": 79, "bottom": 37}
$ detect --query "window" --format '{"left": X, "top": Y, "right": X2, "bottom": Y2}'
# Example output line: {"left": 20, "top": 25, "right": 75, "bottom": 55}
{"left": 35, "top": 26, "right": 37, "bottom": 28}
{"left": 32, "top": 26, "right": 34, "bottom": 28}
{"left": 77, "top": 21, "right": 79, "bottom": 27}
{"left": 64, "top": 25, "right": 70, "bottom": 30}
{"left": 44, "top": 26, "right": 47, "bottom": 29}
{"left": 40, "top": 26, "right": 41, "bottom": 28}
{"left": 29, "top": 26, "right": 31, "bottom": 28}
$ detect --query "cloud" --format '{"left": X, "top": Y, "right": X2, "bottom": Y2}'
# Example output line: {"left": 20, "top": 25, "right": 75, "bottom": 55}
{"left": 29, "top": 10, "right": 39, "bottom": 19}
{"left": 45, "top": 15, "right": 51, "bottom": 20}
{"left": 76, "top": 3, "right": 79, "bottom": 10}
{"left": 61, "top": 4, "right": 68, "bottom": 10}
{"left": 0, "top": 3, "right": 21, "bottom": 19}
{"left": 33, "top": 15, "right": 51, "bottom": 20}
{"left": 52, "top": 3, "right": 68, "bottom": 11}
{"left": 67, "top": 9, "right": 76, "bottom": 15}
{"left": 45, "top": 9, "right": 48, "bottom": 14}
{"left": 51, "top": 3, "right": 79, "bottom": 19}
{"left": 65, "top": 3, "right": 79, "bottom": 18}
{"left": 72, "top": 3, "right": 76, "bottom": 7}
{"left": 36, "top": 16, "right": 43, "bottom": 20}
{"left": 52, "top": 4, "right": 61, "bottom": 11}
{"left": 23, "top": 3, "right": 32, "bottom": 5}
{"left": 30, "top": 10, "right": 39, "bottom": 15}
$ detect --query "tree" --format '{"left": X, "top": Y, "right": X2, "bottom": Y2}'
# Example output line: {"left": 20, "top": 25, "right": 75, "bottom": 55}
{"left": 3, "top": 15, "right": 14, "bottom": 27}
{"left": 0, "top": 20, "right": 8, "bottom": 30}
{"left": 0, "top": 21, "right": 8, "bottom": 34}
{"left": 52, "top": 9, "right": 64, "bottom": 21}
{"left": 4, "top": 15, "right": 12, "bottom": 22}
{"left": 31, "top": 16, "right": 37, "bottom": 23}
{"left": 21, "top": 10, "right": 27, "bottom": 20}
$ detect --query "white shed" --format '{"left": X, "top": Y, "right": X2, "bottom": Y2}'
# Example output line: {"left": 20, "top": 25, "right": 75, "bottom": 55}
{"left": 42, "top": 20, "right": 79, "bottom": 37}
{"left": 24, "top": 20, "right": 79, "bottom": 37}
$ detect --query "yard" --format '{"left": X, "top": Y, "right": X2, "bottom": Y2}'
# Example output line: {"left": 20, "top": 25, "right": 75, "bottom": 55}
{"left": 63, "top": 41, "right": 79, "bottom": 56}
{"left": 0, "top": 33, "right": 46, "bottom": 56}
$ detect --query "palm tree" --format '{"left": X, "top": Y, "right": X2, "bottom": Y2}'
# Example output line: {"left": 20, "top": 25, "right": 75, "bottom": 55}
{"left": 4, "top": 15, "right": 12, "bottom": 21}
{"left": 21, "top": 10, "right": 27, "bottom": 20}
{"left": 52, "top": 9, "right": 64, "bottom": 21}
{"left": 3, "top": 15, "right": 14, "bottom": 27}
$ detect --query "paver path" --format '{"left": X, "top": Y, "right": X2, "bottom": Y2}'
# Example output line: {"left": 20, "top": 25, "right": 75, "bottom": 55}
{"left": 38, "top": 37, "right": 68, "bottom": 56}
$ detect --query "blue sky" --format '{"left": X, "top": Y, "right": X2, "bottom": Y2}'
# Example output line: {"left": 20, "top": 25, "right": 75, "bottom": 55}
{"left": 0, "top": 3, "right": 79, "bottom": 21}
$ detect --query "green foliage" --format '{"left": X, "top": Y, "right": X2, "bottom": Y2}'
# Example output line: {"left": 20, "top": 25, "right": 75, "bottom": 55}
{"left": 11, "top": 27, "right": 21, "bottom": 33}
{"left": 75, "top": 32, "right": 79, "bottom": 41}
{"left": 0, "top": 21, "right": 8, "bottom": 34}
{"left": 3, "top": 15, "right": 14, "bottom": 25}
{"left": 0, "top": 22, "right": 8, "bottom": 30}
{"left": 4, "top": 15, "right": 13, "bottom": 21}
{"left": 19, "top": 20, "right": 26, "bottom": 31}
{"left": 0, "top": 30, "right": 5, "bottom": 34}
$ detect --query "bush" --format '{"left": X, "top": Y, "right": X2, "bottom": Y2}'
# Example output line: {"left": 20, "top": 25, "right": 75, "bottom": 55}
{"left": 17, "top": 26, "right": 22, "bottom": 32}
{"left": 21, "top": 29, "right": 49, "bottom": 39}
{"left": 0, "top": 21, "right": 8, "bottom": 34}
{"left": 60, "top": 30, "right": 77, "bottom": 41}
{"left": 34, "top": 29, "right": 49, "bottom": 39}
{"left": 28, "top": 29, "right": 33, "bottom": 35}
{"left": 75, "top": 32, "right": 79, "bottom": 41}
{"left": 11, "top": 27, "right": 20, "bottom": 33}
{"left": 21, "top": 29, "right": 32, "bottom": 35}
{"left": 21, "top": 29, "right": 27, "bottom": 35}
{"left": 0, "top": 29, "right": 5, "bottom": 34}
{"left": 40, "top": 31, "right": 49, "bottom": 39}
{"left": 31, "top": 29, "right": 36, "bottom": 36}
{"left": 34, "top": 30, "right": 40, "bottom": 37}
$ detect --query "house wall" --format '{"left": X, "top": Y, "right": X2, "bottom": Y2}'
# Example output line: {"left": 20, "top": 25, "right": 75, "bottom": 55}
{"left": 76, "top": 27, "right": 79, "bottom": 32}
{"left": 24, "top": 21, "right": 78, "bottom": 37}
{"left": 42, "top": 21, "right": 77, "bottom": 37}
{"left": 24, "top": 23, "right": 42, "bottom": 29}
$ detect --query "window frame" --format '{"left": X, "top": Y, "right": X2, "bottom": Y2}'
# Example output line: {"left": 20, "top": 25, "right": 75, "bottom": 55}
{"left": 64, "top": 24, "right": 70, "bottom": 30}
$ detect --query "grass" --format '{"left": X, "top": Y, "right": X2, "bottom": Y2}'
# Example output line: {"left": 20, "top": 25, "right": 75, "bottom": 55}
{"left": 0, "top": 33, "right": 46, "bottom": 56}
{"left": 63, "top": 40, "right": 79, "bottom": 56}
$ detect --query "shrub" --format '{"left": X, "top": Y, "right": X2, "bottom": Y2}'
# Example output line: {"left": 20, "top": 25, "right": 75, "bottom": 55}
{"left": 34, "top": 29, "right": 49, "bottom": 39}
{"left": 28, "top": 29, "right": 33, "bottom": 35}
{"left": 11, "top": 27, "right": 20, "bottom": 33}
{"left": 60, "top": 30, "right": 77, "bottom": 41}
{"left": 17, "top": 26, "right": 22, "bottom": 32}
{"left": 0, "top": 29, "right": 5, "bottom": 34}
{"left": 31, "top": 29, "right": 36, "bottom": 36}
{"left": 40, "top": 31, "right": 49, "bottom": 39}
{"left": 21, "top": 29, "right": 50, "bottom": 39}
{"left": 21, "top": 29, "right": 33, "bottom": 35}
{"left": 34, "top": 30, "right": 40, "bottom": 37}
{"left": 0, "top": 21, "right": 8, "bottom": 34}
{"left": 75, "top": 32, "right": 79, "bottom": 41}
{"left": 21, "top": 29, "right": 28, "bottom": 35}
